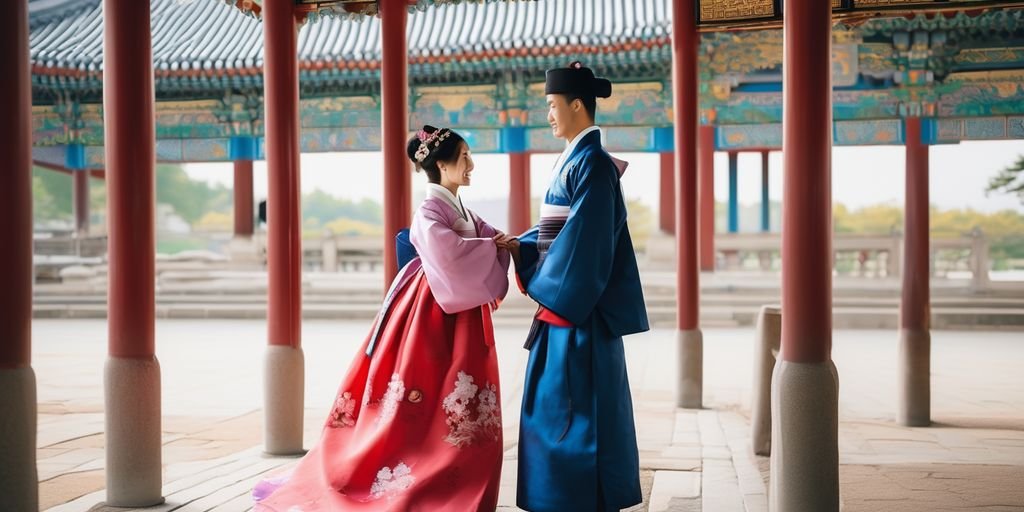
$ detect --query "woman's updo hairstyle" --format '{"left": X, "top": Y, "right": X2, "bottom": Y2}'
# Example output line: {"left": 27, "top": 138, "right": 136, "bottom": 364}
{"left": 406, "top": 125, "right": 466, "bottom": 184}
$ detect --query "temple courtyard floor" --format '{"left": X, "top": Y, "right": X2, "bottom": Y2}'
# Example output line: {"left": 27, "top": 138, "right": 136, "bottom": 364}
{"left": 32, "top": 319, "right": 1024, "bottom": 511}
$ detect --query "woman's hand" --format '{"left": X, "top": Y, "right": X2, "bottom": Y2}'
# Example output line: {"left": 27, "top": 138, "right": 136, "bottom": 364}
{"left": 493, "top": 234, "right": 520, "bottom": 264}
{"left": 492, "top": 233, "right": 515, "bottom": 249}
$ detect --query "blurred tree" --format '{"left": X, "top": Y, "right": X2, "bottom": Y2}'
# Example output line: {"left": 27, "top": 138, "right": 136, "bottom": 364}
{"left": 986, "top": 154, "right": 1024, "bottom": 204}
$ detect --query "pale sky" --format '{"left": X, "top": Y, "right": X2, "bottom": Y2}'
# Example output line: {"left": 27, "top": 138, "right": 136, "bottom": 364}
{"left": 184, "top": 139, "right": 1023, "bottom": 225}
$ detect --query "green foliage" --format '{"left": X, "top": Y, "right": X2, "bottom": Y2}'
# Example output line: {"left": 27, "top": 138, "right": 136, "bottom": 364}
{"left": 302, "top": 188, "right": 382, "bottom": 227}
{"left": 156, "top": 165, "right": 231, "bottom": 224}
{"left": 33, "top": 175, "right": 63, "bottom": 221}
{"left": 986, "top": 154, "right": 1024, "bottom": 204}
{"left": 834, "top": 203, "right": 903, "bottom": 234}
{"left": 932, "top": 207, "right": 1024, "bottom": 263}
{"left": 156, "top": 236, "right": 209, "bottom": 254}
{"left": 626, "top": 197, "right": 654, "bottom": 250}
{"left": 32, "top": 167, "right": 72, "bottom": 221}
{"left": 323, "top": 217, "right": 384, "bottom": 236}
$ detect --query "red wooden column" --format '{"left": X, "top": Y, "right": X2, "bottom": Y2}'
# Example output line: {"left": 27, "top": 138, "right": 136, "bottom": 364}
{"left": 380, "top": 0, "right": 411, "bottom": 286}
{"left": 262, "top": 0, "right": 305, "bottom": 455}
{"left": 770, "top": 0, "right": 839, "bottom": 510}
{"left": 233, "top": 159, "right": 254, "bottom": 238}
{"left": 671, "top": 0, "right": 702, "bottom": 409}
{"left": 698, "top": 124, "right": 715, "bottom": 271}
{"left": 508, "top": 152, "right": 532, "bottom": 234}
{"left": 74, "top": 170, "right": 90, "bottom": 236}
{"left": 899, "top": 117, "right": 931, "bottom": 427}
{"left": 0, "top": 0, "right": 38, "bottom": 507}
{"left": 102, "top": 0, "right": 162, "bottom": 505}
{"left": 659, "top": 151, "right": 675, "bottom": 234}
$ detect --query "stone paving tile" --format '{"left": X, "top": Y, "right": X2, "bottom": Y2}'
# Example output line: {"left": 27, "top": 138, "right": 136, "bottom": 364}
{"left": 648, "top": 471, "right": 700, "bottom": 512}
{"left": 38, "top": 469, "right": 104, "bottom": 511}
{"left": 838, "top": 464, "right": 1024, "bottom": 512}
{"left": 702, "top": 459, "right": 746, "bottom": 512}
{"left": 27, "top": 321, "right": 1024, "bottom": 511}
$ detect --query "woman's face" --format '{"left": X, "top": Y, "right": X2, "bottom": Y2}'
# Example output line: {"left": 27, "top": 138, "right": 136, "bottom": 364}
{"left": 439, "top": 141, "right": 475, "bottom": 187}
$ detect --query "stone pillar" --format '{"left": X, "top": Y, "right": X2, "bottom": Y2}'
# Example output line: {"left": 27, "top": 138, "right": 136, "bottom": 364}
{"left": 263, "top": 0, "right": 305, "bottom": 455}
{"left": 770, "top": 0, "right": 840, "bottom": 510}
{"left": 0, "top": 1, "right": 38, "bottom": 508}
{"left": 699, "top": 124, "right": 715, "bottom": 272}
{"left": 970, "top": 228, "right": 990, "bottom": 290}
{"left": 103, "top": 0, "right": 162, "bottom": 504}
{"left": 659, "top": 151, "right": 675, "bottom": 234}
{"left": 899, "top": 117, "right": 931, "bottom": 427}
{"left": 751, "top": 305, "right": 781, "bottom": 455}
{"left": 671, "top": 0, "right": 702, "bottom": 409}
{"left": 381, "top": 0, "right": 412, "bottom": 286}
{"left": 321, "top": 230, "right": 338, "bottom": 272}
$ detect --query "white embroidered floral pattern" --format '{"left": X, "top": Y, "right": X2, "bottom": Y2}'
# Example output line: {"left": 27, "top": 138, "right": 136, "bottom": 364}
{"left": 376, "top": 373, "right": 405, "bottom": 426}
{"left": 442, "top": 371, "right": 501, "bottom": 447}
{"left": 327, "top": 391, "right": 356, "bottom": 428}
{"left": 370, "top": 462, "right": 415, "bottom": 499}
{"left": 362, "top": 380, "right": 373, "bottom": 406}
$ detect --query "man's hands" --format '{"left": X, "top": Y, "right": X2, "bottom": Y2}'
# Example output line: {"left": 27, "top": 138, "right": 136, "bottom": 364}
{"left": 492, "top": 232, "right": 521, "bottom": 264}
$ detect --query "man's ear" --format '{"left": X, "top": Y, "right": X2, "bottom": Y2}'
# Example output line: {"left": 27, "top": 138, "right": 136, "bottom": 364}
{"left": 570, "top": 98, "right": 582, "bottom": 113}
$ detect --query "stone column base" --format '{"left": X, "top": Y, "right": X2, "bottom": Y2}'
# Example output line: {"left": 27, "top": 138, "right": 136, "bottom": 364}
{"left": 264, "top": 345, "right": 305, "bottom": 455}
{"left": 899, "top": 328, "right": 931, "bottom": 427}
{"left": 105, "top": 356, "right": 164, "bottom": 507}
{"left": 676, "top": 329, "right": 703, "bottom": 409}
{"left": 226, "top": 236, "right": 261, "bottom": 267}
{"left": 0, "top": 366, "right": 38, "bottom": 511}
{"left": 770, "top": 359, "right": 840, "bottom": 512}
{"left": 751, "top": 305, "right": 781, "bottom": 455}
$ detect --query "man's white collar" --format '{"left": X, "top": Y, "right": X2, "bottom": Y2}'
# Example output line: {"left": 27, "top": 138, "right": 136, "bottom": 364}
{"left": 554, "top": 125, "right": 601, "bottom": 172}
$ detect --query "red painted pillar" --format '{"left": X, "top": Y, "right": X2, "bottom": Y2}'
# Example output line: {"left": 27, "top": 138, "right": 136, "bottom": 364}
{"left": 73, "top": 171, "right": 90, "bottom": 236}
{"left": 0, "top": 0, "right": 31, "bottom": 371}
{"left": 102, "top": 0, "right": 162, "bottom": 504}
{"left": 659, "top": 151, "right": 675, "bottom": 234}
{"left": 264, "top": 0, "right": 301, "bottom": 349}
{"left": 771, "top": 0, "right": 839, "bottom": 509}
{"left": 508, "top": 152, "right": 531, "bottom": 234}
{"left": 899, "top": 117, "right": 931, "bottom": 426}
{"left": 106, "top": 0, "right": 156, "bottom": 361}
{"left": 233, "top": 159, "right": 254, "bottom": 238}
{"left": 698, "top": 124, "right": 715, "bottom": 271}
{"left": 781, "top": 8, "right": 833, "bottom": 365}
{"left": 380, "top": 0, "right": 411, "bottom": 286}
{"left": 671, "top": 0, "right": 702, "bottom": 408}
{"left": 262, "top": 0, "right": 305, "bottom": 455}
{"left": 0, "top": 1, "right": 37, "bottom": 507}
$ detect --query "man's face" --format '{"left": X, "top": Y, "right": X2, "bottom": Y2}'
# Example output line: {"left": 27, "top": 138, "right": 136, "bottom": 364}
{"left": 546, "top": 94, "right": 580, "bottom": 140}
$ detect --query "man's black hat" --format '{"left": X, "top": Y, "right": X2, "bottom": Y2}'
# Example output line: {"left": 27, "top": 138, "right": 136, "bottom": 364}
{"left": 544, "top": 61, "right": 612, "bottom": 98}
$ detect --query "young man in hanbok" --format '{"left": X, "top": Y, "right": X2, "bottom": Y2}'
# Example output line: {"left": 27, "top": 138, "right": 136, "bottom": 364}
{"left": 253, "top": 125, "right": 515, "bottom": 511}
{"left": 509, "top": 62, "right": 649, "bottom": 512}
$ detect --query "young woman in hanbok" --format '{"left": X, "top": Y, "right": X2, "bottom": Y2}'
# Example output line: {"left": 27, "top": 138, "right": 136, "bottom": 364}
{"left": 253, "top": 125, "right": 515, "bottom": 512}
